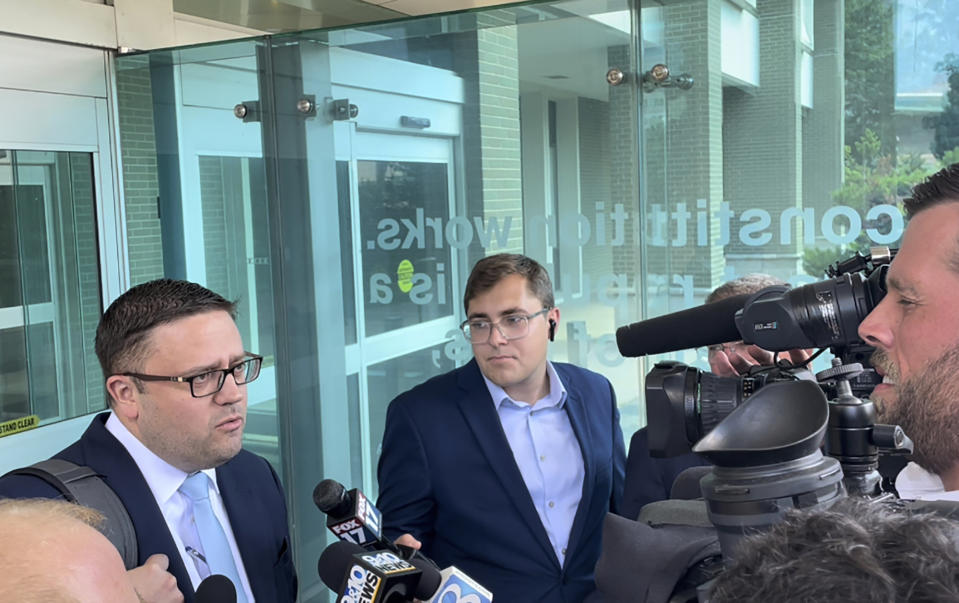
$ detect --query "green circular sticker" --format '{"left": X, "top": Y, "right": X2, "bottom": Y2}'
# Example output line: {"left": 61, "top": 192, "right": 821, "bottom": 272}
{"left": 397, "top": 259, "right": 414, "bottom": 293}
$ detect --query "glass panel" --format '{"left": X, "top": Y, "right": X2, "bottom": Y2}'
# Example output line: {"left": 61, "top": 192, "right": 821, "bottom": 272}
{"left": 115, "top": 41, "right": 283, "bottom": 469}
{"left": 198, "top": 155, "right": 275, "bottom": 360}
{"left": 358, "top": 159, "right": 453, "bottom": 337}
{"left": 0, "top": 327, "right": 28, "bottom": 422}
{"left": 366, "top": 343, "right": 455, "bottom": 499}
{"left": 337, "top": 161, "right": 357, "bottom": 345}
{"left": 111, "top": 0, "right": 959, "bottom": 599}
{"left": 0, "top": 150, "right": 103, "bottom": 429}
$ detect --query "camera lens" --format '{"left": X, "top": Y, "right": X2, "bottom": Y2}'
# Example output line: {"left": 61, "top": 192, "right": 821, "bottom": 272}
{"left": 697, "top": 373, "right": 749, "bottom": 441}
{"left": 646, "top": 361, "right": 801, "bottom": 458}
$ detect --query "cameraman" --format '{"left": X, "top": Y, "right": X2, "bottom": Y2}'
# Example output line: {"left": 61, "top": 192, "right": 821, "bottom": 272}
{"left": 859, "top": 163, "right": 959, "bottom": 501}
{"left": 620, "top": 275, "right": 812, "bottom": 518}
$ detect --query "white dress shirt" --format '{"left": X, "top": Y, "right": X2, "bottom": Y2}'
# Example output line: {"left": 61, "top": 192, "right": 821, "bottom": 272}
{"left": 895, "top": 461, "right": 959, "bottom": 502}
{"left": 105, "top": 412, "right": 256, "bottom": 601}
{"left": 483, "top": 361, "right": 586, "bottom": 565}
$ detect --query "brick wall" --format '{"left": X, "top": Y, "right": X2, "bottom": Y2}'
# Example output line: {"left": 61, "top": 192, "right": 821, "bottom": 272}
{"left": 115, "top": 56, "right": 164, "bottom": 285}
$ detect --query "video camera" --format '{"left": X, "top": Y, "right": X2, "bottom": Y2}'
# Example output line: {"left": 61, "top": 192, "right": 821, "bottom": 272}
{"left": 613, "top": 247, "right": 914, "bottom": 600}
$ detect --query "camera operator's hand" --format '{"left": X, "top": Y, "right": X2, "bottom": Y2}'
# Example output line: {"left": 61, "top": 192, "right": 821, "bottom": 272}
{"left": 709, "top": 342, "right": 813, "bottom": 377}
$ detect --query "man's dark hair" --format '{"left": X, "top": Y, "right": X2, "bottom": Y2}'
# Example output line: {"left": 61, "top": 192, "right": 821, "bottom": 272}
{"left": 905, "top": 162, "right": 959, "bottom": 219}
{"left": 95, "top": 279, "right": 236, "bottom": 385}
{"left": 710, "top": 498, "right": 959, "bottom": 603}
{"left": 705, "top": 273, "right": 786, "bottom": 304}
{"left": 463, "top": 253, "right": 554, "bottom": 313}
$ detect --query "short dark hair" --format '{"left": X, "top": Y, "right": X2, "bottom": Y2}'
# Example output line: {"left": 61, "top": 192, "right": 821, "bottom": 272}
{"left": 710, "top": 498, "right": 959, "bottom": 603}
{"left": 95, "top": 279, "right": 236, "bottom": 383}
{"left": 904, "top": 162, "right": 959, "bottom": 219}
{"left": 463, "top": 254, "right": 554, "bottom": 313}
{"left": 706, "top": 273, "right": 786, "bottom": 304}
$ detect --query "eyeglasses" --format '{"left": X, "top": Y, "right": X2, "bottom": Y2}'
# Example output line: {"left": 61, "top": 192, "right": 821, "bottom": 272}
{"left": 122, "top": 354, "right": 263, "bottom": 398}
{"left": 460, "top": 308, "right": 550, "bottom": 343}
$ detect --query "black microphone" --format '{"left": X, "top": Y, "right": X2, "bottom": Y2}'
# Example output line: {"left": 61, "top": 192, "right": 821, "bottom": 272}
{"left": 616, "top": 292, "right": 751, "bottom": 357}
{"left": 313, "top": 478, "right": 441, "bottom": 599}
{"left": 314, "top": 479, "right": 494, "bottom": 600}
{"left": 318, "top": 540, "right": 423, "bottom": 602}
{"left": 194, "top": 574, "right": 237, "bottom": 603}
{"left": 313, "top": 478, "right": 385, "bottom": 549}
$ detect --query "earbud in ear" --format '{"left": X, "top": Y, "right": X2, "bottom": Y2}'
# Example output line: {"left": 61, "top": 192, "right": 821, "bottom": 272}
{"left": 548, "top": 319, "right": 557, "bottom": 342}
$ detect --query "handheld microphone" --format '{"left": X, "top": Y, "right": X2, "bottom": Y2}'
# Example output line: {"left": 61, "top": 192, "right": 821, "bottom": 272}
{"left": 194, "top": 574, "right": 237, "bottom": 603}
{"left": 423, "top": 567, "right": 494, "bottom": 603}
{"left": 313, "top": 478, "right": 441, "bottom": 598}
{"left": 616, "top": 292, "right": 752, "bottom": 357}
{"left": 314, "top": 479, "right": 491, "bottom": 600}
{"left": 314, "top": 478, "right": 384, "bottom": 548}
{"left": 318, "top": 540, "right": 423, "bottom": 602}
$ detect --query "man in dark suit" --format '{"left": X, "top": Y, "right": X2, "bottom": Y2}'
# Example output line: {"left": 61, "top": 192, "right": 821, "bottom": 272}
{"left": 0, "top": 279, "right": 297, "bottom": 603}
{"left": 377, "top": 253, "right": 626, "bottom": 602}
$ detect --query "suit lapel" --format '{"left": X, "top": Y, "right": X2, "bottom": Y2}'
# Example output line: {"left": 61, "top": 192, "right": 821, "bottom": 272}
{"left": 81, "top": 416, "right": 194, "bottom": 594}
{"left": 559, "top": 368, "right": 595, "bottom": 566}
{"left": 455, "top": 360, "right": 559, "bottom": 566}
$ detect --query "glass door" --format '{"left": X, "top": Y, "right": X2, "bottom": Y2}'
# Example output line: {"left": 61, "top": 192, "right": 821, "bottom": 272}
{"left": 0, "top": 150, "right": 102, "bottom": 426}
{"left": 338, "top": 128, "right": 461, "bottom": 497}
{"left": 169, "top": 47, "right": 283, "bottom": 469}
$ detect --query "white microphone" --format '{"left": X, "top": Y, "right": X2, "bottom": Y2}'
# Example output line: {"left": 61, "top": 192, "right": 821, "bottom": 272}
{"left": 424, "top": 566, "right": 493, "bottom": 603}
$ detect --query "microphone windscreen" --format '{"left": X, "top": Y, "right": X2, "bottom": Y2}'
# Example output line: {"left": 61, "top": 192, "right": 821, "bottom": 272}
{"left": 317, "top": 540, "right": 366, "bottom": 591}
{"left": 616, "top": 293, "right": 751, "bottom": 357}
{"left": 194, "top": 574, "right": 237, "bottom": 603}
{"left": 313, "top": 479, "right": 352, "bottom": 517}
{"left": 408, "top": 553, "right": 442, "bottom": 599}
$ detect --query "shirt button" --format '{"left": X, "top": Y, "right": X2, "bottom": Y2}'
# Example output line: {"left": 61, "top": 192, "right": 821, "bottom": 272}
{"left": 548, "top": 501, "right": 555, "bottom": 508}
{"left": 539, "top": 455, "right": 546, "bottom": 461}
{"left": 562, "top": 548, "right": 567, "bottom": 555}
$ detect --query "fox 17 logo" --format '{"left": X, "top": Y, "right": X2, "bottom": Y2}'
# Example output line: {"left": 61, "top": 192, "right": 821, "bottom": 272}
{"left": 434, "top": 575, "right": 492, "bottom": 603}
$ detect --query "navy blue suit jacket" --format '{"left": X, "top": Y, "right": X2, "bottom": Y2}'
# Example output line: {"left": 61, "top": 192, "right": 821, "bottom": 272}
{"left": 376, "top": 359, "right": 626, "bottom": 603}
{"left": 0, "top": 413, "right": 297, "bottom": 602}
{"left": 620, "top": 426, "right": 709, "bottom": 520}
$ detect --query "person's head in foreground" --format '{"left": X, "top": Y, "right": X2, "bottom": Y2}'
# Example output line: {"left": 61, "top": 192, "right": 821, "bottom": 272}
{"left": 0, "top": 498, "right": 140, "bottom": 602}
{"left": 709, "top": 497, "right": 959, "bottom": 603}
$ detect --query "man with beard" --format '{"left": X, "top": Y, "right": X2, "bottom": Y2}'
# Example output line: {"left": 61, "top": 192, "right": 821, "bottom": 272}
{"left": 858, "top": 163, "right": 959, "bottom": 500}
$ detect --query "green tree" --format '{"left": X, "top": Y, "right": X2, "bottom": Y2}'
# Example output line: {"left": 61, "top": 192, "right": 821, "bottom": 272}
{"left": 844, "top": 0, "right": 896, "bottom": 162}
{"left": 803, "top": 131, "right": 927, "bottom": 277}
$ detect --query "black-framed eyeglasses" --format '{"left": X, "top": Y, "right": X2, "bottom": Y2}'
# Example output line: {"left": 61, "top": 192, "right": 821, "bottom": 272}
{"left": 460, "top": 308, "right": 550, "bottom": 343}
{"left": 121, "top": 353, "right": 263, "bottom": 398}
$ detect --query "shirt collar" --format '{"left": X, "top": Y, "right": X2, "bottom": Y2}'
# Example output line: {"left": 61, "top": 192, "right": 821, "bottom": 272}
{"left": 105, "top": 412, "right": 220, "bottom": 505}
{"left": 483, "top": 361, "right": 567, "bottom": 410}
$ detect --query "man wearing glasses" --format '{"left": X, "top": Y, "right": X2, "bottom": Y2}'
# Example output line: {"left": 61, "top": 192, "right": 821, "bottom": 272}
{"left": 377, "top": 253, "right": 626, "bottom": 602}
{"left": 0, "top": 279, "right": 296, "bottom": 603}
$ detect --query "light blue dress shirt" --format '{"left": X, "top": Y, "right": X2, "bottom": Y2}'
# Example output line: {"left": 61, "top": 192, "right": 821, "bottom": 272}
{"left": 483, "top": 361, "right": 586, "bottom": 565}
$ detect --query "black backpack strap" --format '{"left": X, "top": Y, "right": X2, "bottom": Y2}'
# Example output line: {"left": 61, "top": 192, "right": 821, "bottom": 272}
{"left": 2, "top": 459, "right": 139, "bottom": 570}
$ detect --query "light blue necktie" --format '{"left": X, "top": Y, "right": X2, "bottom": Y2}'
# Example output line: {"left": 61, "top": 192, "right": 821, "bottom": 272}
{"left": 179, "top": 472, "right": 248, "bottom": 602}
